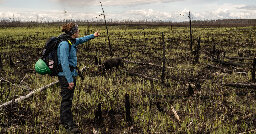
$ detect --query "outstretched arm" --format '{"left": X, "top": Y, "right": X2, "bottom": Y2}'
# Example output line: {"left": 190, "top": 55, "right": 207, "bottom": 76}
{"left": 75, "top": 31, "right": 99, "bottom": 46}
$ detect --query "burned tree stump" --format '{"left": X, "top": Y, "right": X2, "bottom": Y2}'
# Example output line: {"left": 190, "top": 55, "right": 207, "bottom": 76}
{"left": 0, "top": 54, "right": 2, "bottom": 70}
{"left": 94, "top": 56, "right": 99, "bottom": 65}
{"left": 156, "top": 101, "right": 164, "bottom": 112}
{"left": 98, "top": 57, "right": 101, "bottom": 65}
{"left": 94, "top": 103, "right": 103, "bottom": 127}
{"left": 125, "top": 93, "right": 132, "bottom": 124}
{"left": 195, "top": 82, "right": 201, "bottom": 91}
{"left": 188, "top": 84, "right": 194, "bottom": 97}
{"left": 150, "top": 80, "right": 154, "bottom": 91}
{"left": 9, "top": 56, "right": 15, "bottom": 68}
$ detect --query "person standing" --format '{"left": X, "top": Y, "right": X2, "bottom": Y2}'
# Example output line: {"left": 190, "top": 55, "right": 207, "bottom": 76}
{"left": 57, "top": 22, "right": 99, "bottom": 132}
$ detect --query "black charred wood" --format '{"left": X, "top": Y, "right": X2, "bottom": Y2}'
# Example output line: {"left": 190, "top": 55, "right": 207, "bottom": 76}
{"left": 0, "top": 55, "right": 2, "bottom": 70}
{"left": 188, "top": 84, "right": 194, "bottom": 96}
{"left": 156, "top": 101, "right": 164, "bottom": 112}
{"left": 94, "top": 56, "right": 98, "bottom": 65}
{"left": 252, "top": 57, "right": 256, "bottom": 82}
{"left": 94, "top": 103, "right": 103, "bottom": 127}
{"left": 9, "top": 56, "right": 15, "bottom": 67}
{"left": 125, "top": 93, "right": 132, "bottom": 124}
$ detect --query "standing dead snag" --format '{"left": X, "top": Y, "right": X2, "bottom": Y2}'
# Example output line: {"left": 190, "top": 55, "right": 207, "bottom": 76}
{"left": 100, "top": 2, "right": 113, "bottom": 57}
{"left": 188, "top": 84, "right": 194, "bottom": 97}
{"left": 194, "top": 37, "right": 201, "bottom": 64}
{"left": 188, "top": 11, "right": 193, "bottom": 52}
{"left": 252, "top": 57, "right": 256, "bottom": 82}
{"left": 84, "top": 21, "right": 91, "bottom": 50}
{"left": 9, "top": 56, "right": 15, "bottom": 68}
{"left": 161, "top": 32, "right": 166, "bottom": 84}
{"left": 125, "top": 93, "right": 132, "bottom": 124}
{"left": 143, "top": 28, "right": 146, "bottom": 43}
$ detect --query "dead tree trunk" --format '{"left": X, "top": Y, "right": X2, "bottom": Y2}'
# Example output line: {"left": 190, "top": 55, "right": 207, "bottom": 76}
{"left": 143, "top": 29, "right": 146, "bottom": 43}
{"left": 94, "top": 103, "right": 103, "bottom": 127}
{"left": 100, "top": 2, "right": 113, "bottom": 57}
{"left": 211, "top": 39, "right": 216, "bottom": 61}
{"left": 252, "top": 57, "right": 256, "bottom": 82}
{"left": 0, "top": 54, "right": 2, "bottom": 70}
{"left": 94, "top": 56, "right": 99, "bottom": 65}
{"left": 224, "top": 83, "right": 256, "bottom": 89}
{"left": 189, "top": 11, "right": 193, "bottom": 52}
{"left": 0, "top": 80, "right": 3, "bottom": 100}
{"left": 161, "top": 32, "right": 166, "bottom": 84}
{"left": 194, "top": 37, "right": 201, "bottom": 64}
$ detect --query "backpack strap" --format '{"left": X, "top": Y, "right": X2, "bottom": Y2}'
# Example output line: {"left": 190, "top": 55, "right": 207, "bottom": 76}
{"left": 67, "top": 40, "right": 72, "bottom": 46}
{"left": 59, "top": 36, "right": 72, "bottom": 52}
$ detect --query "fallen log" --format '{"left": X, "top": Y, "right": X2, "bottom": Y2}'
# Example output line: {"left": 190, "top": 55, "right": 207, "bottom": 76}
{"left": 225, "top": 56, "right": 254, "bottom": 61}
{"left": 206, "top": 64, "right": 233, "bottom": 73}
{"left": 123, "top": 60, "right": 173, "bottom": 69}
{"left": 124, "top": 70, "right": 160, "bottom": 82}
{"left": 202, "top": 51, "right": 245, "bottom": 67}
{"left": 213, "top": 59, "right": 244, "bottom": 67}
{"left": 224, "top": 83, "right": 256, "bottom": 89}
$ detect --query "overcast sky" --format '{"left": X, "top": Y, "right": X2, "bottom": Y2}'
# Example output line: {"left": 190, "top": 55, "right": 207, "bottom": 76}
{"left": 0, "top": 0, "right": 255, "bottom": 22}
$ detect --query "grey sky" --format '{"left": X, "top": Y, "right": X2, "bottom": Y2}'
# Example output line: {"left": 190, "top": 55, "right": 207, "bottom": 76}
{"left": 0, "top": 0, "right": 255, "bottom": 22}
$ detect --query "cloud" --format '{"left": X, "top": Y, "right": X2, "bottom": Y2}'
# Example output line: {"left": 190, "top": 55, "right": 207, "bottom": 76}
{"left": 102, "top": 0, "right": 182, "bottom": 6}
{"left": 125, "top": 9, "right": 172, "bottom": 21}
{"left": 191, "top": 4, "right": 256, "bottom": 20}
{"left": 1, "top": 7, "right": 255, "bottom": 22}
{"left": 0, "top": 9, "right": 98, "bottom": 22}
{"left": 0, "top": 2, "right": 255, "bottom": 22}
{"left": 49, "top": 0, "right": 183, "bottom": 7}
{"left": 49, "top": 0, "right": 96, "bottom": 7}
{"left": 238, "top": 5, "right": 256, "bottom": 10}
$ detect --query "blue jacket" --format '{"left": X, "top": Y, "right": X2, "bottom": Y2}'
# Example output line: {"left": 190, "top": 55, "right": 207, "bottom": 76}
{"left": 57, "top": 34, "right": 95, "bottom": 83}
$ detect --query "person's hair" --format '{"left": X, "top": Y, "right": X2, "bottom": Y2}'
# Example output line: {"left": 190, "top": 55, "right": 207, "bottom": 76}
{"left": 62, "top": 22, "right": 78, "bottom": 35}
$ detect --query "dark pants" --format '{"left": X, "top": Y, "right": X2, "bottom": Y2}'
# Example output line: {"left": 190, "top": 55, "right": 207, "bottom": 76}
{"left": 58, "top": 76, "right": 76, "bottom": 127}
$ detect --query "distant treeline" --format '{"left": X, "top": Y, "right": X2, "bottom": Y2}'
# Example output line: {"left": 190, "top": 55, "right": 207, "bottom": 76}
{"left": 0, "top": 19, "right": 256, "bottom": 27}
